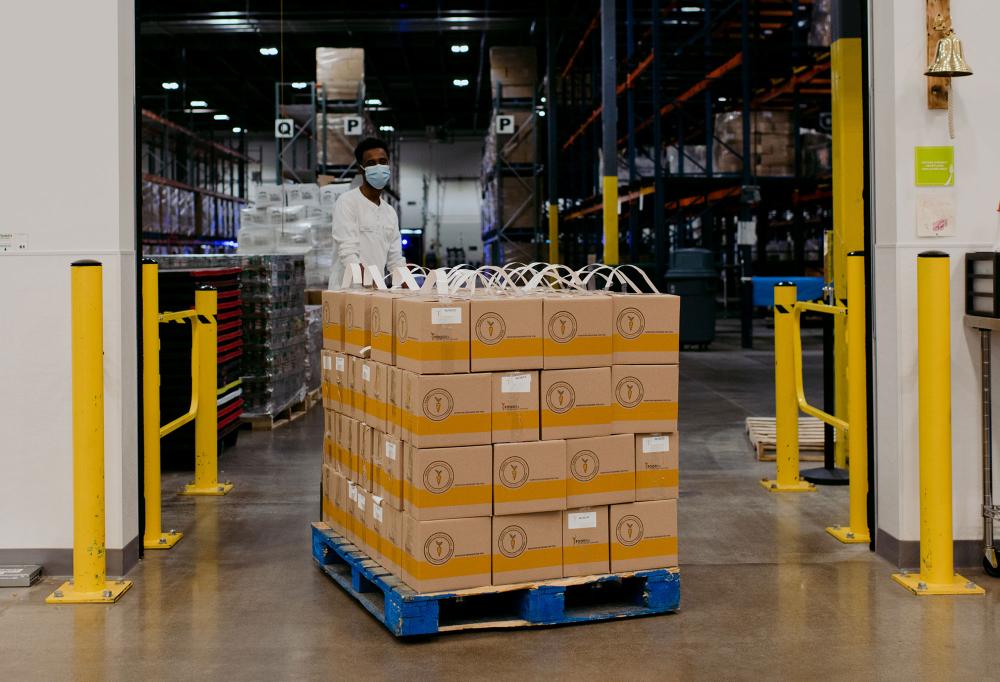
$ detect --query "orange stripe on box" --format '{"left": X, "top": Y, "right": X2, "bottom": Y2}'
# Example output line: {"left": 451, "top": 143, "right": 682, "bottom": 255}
{"left": 410, "top": 412, "right": 492, "bottom": 437}
{"left": 614, "top": 402, "right": 679, "bottom": 420}
{"left": 567, "top": 470, "right": 635, "bottom": 496}
{"left": 543, "top": 404, "right": 611, "bottom": 427}
{"left": 495, "top": 479, "right": 566, "bottom": 503}
{"left": 492, "top": 409, "right": 540, "bottom": 432}
{"left": 636, "top": 469, "right": 679, "bottom": 489}
{"left": 612, "top": 536, "right": 678, "bottom": 560}
{"left": 612, "top": 332, "right": 680, "bottom": 352}
{"left": 543, "top": 335, "right": 612, "bottom": 357}
{"left": 563, "top": 542, "right": 609, "bottom": 565}
{"left": 472, "top": 337, "right": 544, "bottom": 360}
{"left": 323, "top": 323, "right": 342, "bottom": 340}
{"left": 493, "top": 546, "right": 563, "bottom": 573}
{"left": 395, "top": 339, "right": 469, "bottom": 361}
{"left": 404, "top": 480, "right": 492, "bottom": 508}
{"left": 402, "top": 552, "right": 491, "bottom": 580}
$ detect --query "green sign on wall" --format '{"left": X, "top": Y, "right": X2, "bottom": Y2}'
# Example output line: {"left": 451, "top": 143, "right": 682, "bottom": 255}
{"left": 914, "top": 146, "right": 955, "bottom": 186}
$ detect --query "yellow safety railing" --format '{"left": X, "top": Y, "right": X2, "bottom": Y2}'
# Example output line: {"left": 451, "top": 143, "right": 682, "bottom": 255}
{"left": 47, "top": 261, "right": 133, "bottom": 604}
{"left": 141, "top": 261, "right": 233, "bottom": 551}
{"left": 764, "top": 252, "right": 871, "bottom": 545}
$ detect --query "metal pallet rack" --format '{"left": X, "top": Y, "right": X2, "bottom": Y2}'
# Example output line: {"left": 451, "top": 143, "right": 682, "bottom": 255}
{"left": 481, "top": 83, "right": 544, "bottom": 265}
{"left": 553, "top": 0, "right": 832, "bottom": 292}
{"left": 140, "top": 109, "right": 251, "bottom": 254}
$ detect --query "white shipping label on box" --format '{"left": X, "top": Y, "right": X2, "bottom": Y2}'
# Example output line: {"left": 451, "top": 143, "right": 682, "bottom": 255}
{"left": 501, "top": 374, "right": 532, "bottom": 393}
{"left": 336, "top": 356, "right": 346, "bottom": 372}
{"left": 567, "top": 511, "right": 598, "bottom": 529}
{"left": 642, "top": 435, "right": 671, "bottom": 453}
{"left": 363, "top": 365, "right": 372, "bottom": 382}
{"left": 348, "top": 482, "right": 358, "bottom": 501}
{"left": 373, "top": 503, "right": 384, "bottom": 522}
{"left": 431, "top": 307, "right": 462, "bottom": 325}
{"left": 385, "top": 441, "right": 397, "bottom": 461}
{"left": 356, "top": 491, "right": 366, "bottom": 512}
{"left": 323, "top": 356, "right": 332, "bottom": 370}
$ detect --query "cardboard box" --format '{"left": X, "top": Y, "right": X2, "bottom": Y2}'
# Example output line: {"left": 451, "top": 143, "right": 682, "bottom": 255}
{"left": 350, "top": 356, "right": 366, "bottom": 421}
{"left": 540, "top": 368, "right": 611, "bottom": 440}
{"left": 369, "top": 291, "right": 404, "bottom": 365}
{"left": 394, "top": 297, "right": 470, "bottom": 374}
{"left": 612, "top": 294, "right": 681, "bottom": 365}
{"left": 471, "top": 296, "right": 543, "bottom": 372}
{"left": 493, "top": 440, "right": 567, "bottom": 516}
{"left": 330, "top": 470, "right": 352, "bottom": 537}
{"left": 492, "top": 371, "right": 540, "bottom": 443}
{"left": 374, "top": 431, "right": 404, "bottom": 511}
{"left": 323, "top": 431, "right": 336, "bottom": 471}
{"left": 635, "top": 433, "right": 679, "bottom": 501}
{"left": 358, "top": 423, "right": 374, "bottom": 492}
{"left": 489, "top": 46, "right": 537, "bottom": 99}
{"left": 491, "top": 511, "right": 563, "bottom": 585}
{"left": 387, "top": 365, "right": 403, "bottom": 440}
{"left": 339, "top": 415, "right": 359, "bottom": 482}
{"left": 332, "top": 352, "right": 348, "bottom": 413}
{"left": 322, "top": 290, "right": 344, "bottom": 352}
{"left": 322, "top": 463, "right": 335, "bottom": 526}
{"left": 562, "top": 506, "right": 610, "bottom": 577}
{"left": 365, "top": 360, "right": 389, "bottom": 432}
{"left": 403, "top": 443, "right": 492, "bottom": 520}
{"left": 343, "top": 290, "right": 372, "bottom": 357}
{"left": 355, "top": 487, "right": 371, "bottom": 556}
{"left": 402, "top": 515, "right": 492, "bottom": 593}
{"left": 611, "top": 365, "right": 679, "bottom": 434}
{"left": 367, "top": 494, "right": 383, "bottom": 565}
{"left": 610, "top": 499, "right": 678, "bottom": 572}
{"left": 402, "top": 372, "right": 492, "bottom": 448}
{"left": 566, "top": 434, "right": 635, "bottom": 507}
{"left": 321, "top": 350, "right": 336, "bottom": 409}
{"left": 346, "top": 480, "right": 360, "bottom": 546}
{"left": 378, "top": 504, "right": 403, "bottom": 577}
{"left": 542, "top": 294, "right": 613, "bottom": 369}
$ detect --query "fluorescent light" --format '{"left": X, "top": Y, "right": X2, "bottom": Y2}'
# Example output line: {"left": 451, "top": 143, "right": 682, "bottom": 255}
{"left": 717, "top": 96, "right": 727, "bottom": 102}
{"left": 182, "top": 108, "right": 214, "bottom": 114}
{"left": 540, "top": 96, "right": 546, "bottom": 103}
{"left": 291, "top": 82, "right": 308, "bottom": 89}
{"left": 232, "top": 127, "right": 243, "bottom": 133}
{"left": 680, "top": 5, "right": 703, "bottom": 11}
{"left": 379, "top": 125, "right": 395, "bottom": 132}
{"left": 214, "top": 114, "right": 230, "bottom": 121}
{"left": 450, "top": 44, "right": 469, "bottom": 53}
{"left": 190, "top": 100, "right": 207, "bottom": 107}
{"left": 538, "top": 110, "right": 546, "bottom": 117}
{"left": 763, "top": 29, "right": 773, "bottom": 35}
{"left": 161, "top": 81, "right": 179, "bottom": 90}
{"left": 259, "top": 47, "right": 278, "bottom": 56}
{"left": 365, "top": 98, "right": 383, "bottom": 106}
{"left": 452, "top": 78, "right": 470, "bottom": 87}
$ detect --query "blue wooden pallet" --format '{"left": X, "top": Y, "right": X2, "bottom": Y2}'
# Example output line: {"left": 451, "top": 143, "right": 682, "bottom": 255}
{"left": 310, "top": 522, "right": 680, "bottom": 637}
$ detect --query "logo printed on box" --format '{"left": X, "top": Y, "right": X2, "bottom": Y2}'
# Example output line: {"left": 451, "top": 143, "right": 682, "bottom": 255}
{"left": 371, "top": 307, "right": 382, "bottom": 336}
{"left": 346, "top": 304, "right": 354, "bottom": 331}
{"left": 397, "top": 311, "right": 408, "bottom": 343}
{"left": 498, "top": 525, "right": 528, "bottom": 558}
{"left": 615, "top": 376, "right": 644, "bottom": 408}
{"left": 548, "top": 311, "right": 578, "bottom": 343}
{"left": 424, "top": 532, "right": 455, "bottom": 565}
{"left": 499, "top": 456, "right": 530, "bottom": 488}
{"left": 616, "top": 515, "right": 644, "bottom": 546}
{"left": 570, "top": 450, "right": 600, "bottom": 482}
{"left": 545, "top": 381, "right": 576, "bottom": 413}
{"left": 616, "top": 307, "right": 646, "bottom": 339}
{"left": 475, "top": 313, "right": 506, "bottom": 345}
{"left": 423, "top": 461, "right": 455, "bottom": 493}
{"left": 422, "top": 389, "right": 455, "bottom": 421}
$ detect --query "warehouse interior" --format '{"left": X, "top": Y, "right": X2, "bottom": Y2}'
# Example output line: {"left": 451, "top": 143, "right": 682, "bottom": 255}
{"left": 2, "top": 0, "right": 1000, "bottom": 677}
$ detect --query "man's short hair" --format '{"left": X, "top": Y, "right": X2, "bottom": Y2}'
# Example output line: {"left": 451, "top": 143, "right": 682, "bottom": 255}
{"left": 354, "top": 137, "right": 390, "bottom": 165}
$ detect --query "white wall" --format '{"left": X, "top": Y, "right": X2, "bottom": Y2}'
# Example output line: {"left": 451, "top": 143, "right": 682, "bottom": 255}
{"left": 872, "top": 1, "right": 1000, "bottom": 546}
{"left": 0, "top": 2, "right": 137, "bottom": 566}
{"left": 398, "top": 138, "right": 483, "bottom": 263}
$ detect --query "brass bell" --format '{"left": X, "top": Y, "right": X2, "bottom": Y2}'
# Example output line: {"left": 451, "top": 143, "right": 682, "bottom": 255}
{"left": 925, "top": 29, "right": 973, "bottom": 77}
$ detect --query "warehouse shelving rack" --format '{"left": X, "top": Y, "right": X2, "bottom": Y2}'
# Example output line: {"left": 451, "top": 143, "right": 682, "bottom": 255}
{"left": 140, "top": 109, "right": 252, "bottom": 254}
{"left": 553, "top": 0, "right": 832, "bottom": 293}
{"left": 481, "top": 82, "right": 545, "bottom": 266}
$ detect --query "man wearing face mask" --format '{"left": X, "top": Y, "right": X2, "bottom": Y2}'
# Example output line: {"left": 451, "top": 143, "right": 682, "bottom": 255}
{"left": 328, "top": 137, "right": 406, "bottom": 289}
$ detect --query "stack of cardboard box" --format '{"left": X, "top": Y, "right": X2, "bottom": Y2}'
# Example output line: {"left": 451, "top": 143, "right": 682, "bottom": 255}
{"left": 320, "top": 274, "right": 680, "bottom": 593}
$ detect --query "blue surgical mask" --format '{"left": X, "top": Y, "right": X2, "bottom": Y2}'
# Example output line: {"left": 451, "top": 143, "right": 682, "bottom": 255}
{"left": 364, "top": 164, "right": 391, "bottom": 190}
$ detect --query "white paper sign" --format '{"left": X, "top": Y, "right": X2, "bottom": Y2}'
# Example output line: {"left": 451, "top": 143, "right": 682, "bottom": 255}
{"left": 643, "top": 435, "right": 671, "bottom": 453}
{"left": 373, "top": 503, "right": 383, "bottom": 522}
{"left": 431, "top": 307, "right": 462, "bottom": 324}
{"left": 496, "top": 114, "right": 516, "bottom": 135}
{"left": 916, "top": 193, "right": 956, "bottom": 238}
{"left": 344, "top": 115, "right": 363, "bottom": 136}
{"left": 363, "top": 364, "right": 372, "bottom": 382}
{"left": 356, "top": 491, "right": 366, "bottom": 512}
{"left": 385, "top": 441, "right": 397, "bottom": 461}
{"left": 336, "top": 356, "right": 345, "bottom": 372}
{"left": 274, "top": 118, "right": 294, "bottom": 138}
{"left": 348, "top": 482, "right": 357, "bottom": 501}
{"left": 323, "top": 356, "right": 332, "bottom": 370}
{"left": 501, "top": 374, "right": 532, "bottom": 393}
{"left": 567, "top": 511, "right": 598, "bottom": 529}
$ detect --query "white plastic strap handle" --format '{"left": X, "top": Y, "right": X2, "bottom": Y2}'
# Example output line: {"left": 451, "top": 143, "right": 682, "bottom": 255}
{"left": 391, "top": 266, "right": 421, "bottom": 290}
{"left": 341, "top": 262, "right": 364, "bottom": 288}
{"left": 363, "top": 265, "right": 389, "bottom": 290}
{"left": 605, "top": 264, "right": 660, "bottom": 294}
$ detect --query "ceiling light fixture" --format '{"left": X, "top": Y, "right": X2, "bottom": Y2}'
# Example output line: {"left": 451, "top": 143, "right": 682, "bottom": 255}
{"left": 450, "top": 44, "right": 469, "bottom": 53}
{"left": 453, "top": 78, "right": 470, "bottom": 87}
{"left": 232, "top": 127, "right": 243, "bottom": 133}
{"left": 365, "top": 98, "right": 383, "bottom": 106}
{"left": 291, "top": 82, "right": 308, "bottom": 89}
{"left": 214, "top": 114, "right": 230, "bottom": 121}
{"left": 379, "top": 125, "right": 395, "bottom": 132}
{"left": 259, "top": 47, "right": 278, "bottom": 56}
{"left": 161, "top": 81, "right": 179, "bottom": 90}
{"left": 190, "top": 100, "right": 207, "bottom": 107}
{"left": 680, "top": 6, "right": 703, "bottom": 12}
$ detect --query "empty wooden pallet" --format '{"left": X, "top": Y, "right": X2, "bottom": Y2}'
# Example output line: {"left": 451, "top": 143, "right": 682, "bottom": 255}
{"left": 746, "top": 417, "right": 827, "bottom": 462}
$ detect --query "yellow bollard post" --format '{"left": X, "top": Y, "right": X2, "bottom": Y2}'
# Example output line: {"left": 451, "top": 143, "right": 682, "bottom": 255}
{"left": 548, "top": 203, "right": 560, "bottom": 264}
{"left": 892, "top": 252, "right": 983, "bottom": 595}
{"left": 47, "top": 261, "right": 133, "bottom": 604}
{"left": 828, "top": 252, "right": 871, "bottom": 542}
{"left": 762, "top": 282, "right": 816, "bottom": 492}
{"left": 603, "top": 177, "right": 619, "bottom": 265}
{"left": 181, "top": 286, "right": 233, "bottom": 496}
{"left": 142, "top": 259, "right": 182, "bottom": 549}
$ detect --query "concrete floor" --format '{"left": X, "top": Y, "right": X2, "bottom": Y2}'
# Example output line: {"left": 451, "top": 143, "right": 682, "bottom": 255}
{"left": 3, "top": 319, "right": 998, "bottom": 679}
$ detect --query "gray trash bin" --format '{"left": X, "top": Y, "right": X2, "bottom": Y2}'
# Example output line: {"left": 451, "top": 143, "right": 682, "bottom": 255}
{"left": 664, "top": 248, "right": 717, "bottom": 348}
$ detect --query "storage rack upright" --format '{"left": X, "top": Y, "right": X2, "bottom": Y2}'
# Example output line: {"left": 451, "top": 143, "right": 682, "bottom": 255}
{"left": 140, "top": 109, "right": 251, "bottom": 255}
{"left": 554, "top": 0, "right": 832, "bottom": 295}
